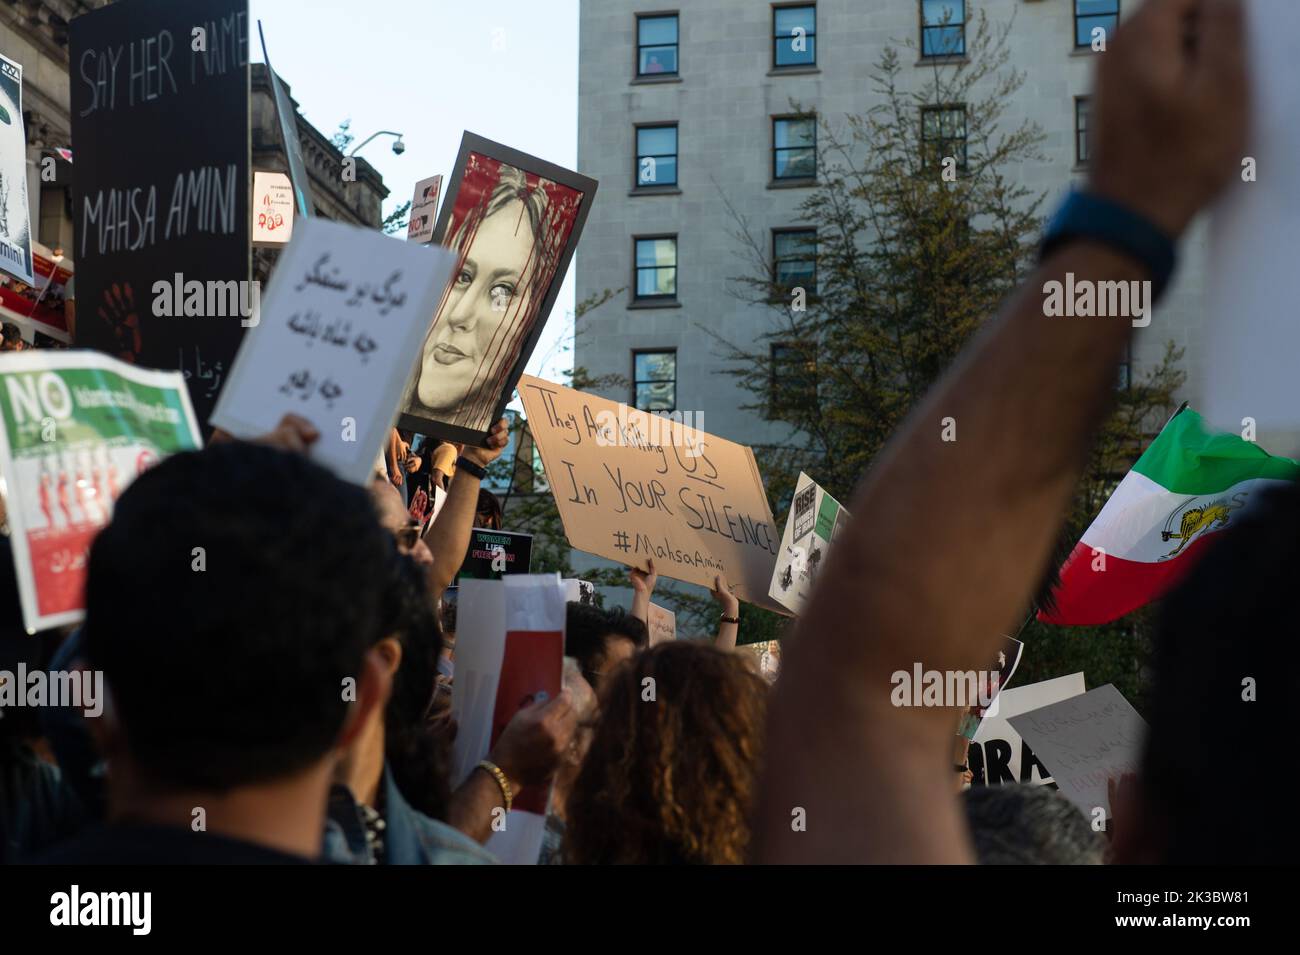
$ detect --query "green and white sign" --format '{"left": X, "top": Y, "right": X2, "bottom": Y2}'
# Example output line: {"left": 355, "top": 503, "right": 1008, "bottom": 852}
{"left": 768, "top": 471, "right": 849, "bottom": 615}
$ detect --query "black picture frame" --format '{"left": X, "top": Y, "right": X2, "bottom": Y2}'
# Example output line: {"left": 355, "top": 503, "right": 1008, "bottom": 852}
{"left": 397, "top": 132, "right": 598, "bottom": 447}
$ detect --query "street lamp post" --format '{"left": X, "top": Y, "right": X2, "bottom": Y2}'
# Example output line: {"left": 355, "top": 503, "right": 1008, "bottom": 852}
{"left": 347, "top": 130, "right": 406, "bottom": 157}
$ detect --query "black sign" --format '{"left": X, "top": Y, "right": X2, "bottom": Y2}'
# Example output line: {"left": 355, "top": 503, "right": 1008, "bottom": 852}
{"left": 70, "top": 0, "right": 250, "bottom": 428}
{"left": 458, "top": 528, "right": 533, "bottom": 581}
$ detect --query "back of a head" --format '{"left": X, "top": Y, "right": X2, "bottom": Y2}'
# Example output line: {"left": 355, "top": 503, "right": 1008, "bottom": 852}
{"left": 564, "top": 601, "right": 647, "bottom": 677}
{"left": 566, "top": 641, "right": 768, "bottom": 864}
{"left": 83, "top": 442, "right": 393, "bottom": 792}
{"left": 962, "top": 784, "right": 1104, "bottom": 865}
{"left": 1141, "top": 482, "right": 1297, "bottom": 864}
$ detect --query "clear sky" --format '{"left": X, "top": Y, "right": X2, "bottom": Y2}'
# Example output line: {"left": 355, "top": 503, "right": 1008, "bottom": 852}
{"left": 249, "top": 0, "right": 580, "bottom": 385}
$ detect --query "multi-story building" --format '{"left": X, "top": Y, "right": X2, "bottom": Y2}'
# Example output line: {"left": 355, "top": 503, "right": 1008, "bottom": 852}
{"left": 575, "top": 0, "right": 1212, "bottom": 450}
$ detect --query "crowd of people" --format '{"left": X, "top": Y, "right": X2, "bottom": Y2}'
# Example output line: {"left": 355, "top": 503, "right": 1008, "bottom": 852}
{"left": 0, "top": 0, "right": 1288, "bottom": 866}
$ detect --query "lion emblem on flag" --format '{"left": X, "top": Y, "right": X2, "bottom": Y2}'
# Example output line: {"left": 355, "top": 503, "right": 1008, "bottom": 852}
{"left": 1158, "top": 492, "right": 1247, "bottom": 560}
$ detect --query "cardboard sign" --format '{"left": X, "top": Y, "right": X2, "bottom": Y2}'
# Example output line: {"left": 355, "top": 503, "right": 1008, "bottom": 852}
{"left": 396, "top": 133, "right": 597, "bottom": 447}
{"left": 0, "top": 350, "right": 202, "bottom": 631}
{"left": 406, "top": 174, "right": 442, "bottom": 244}
{"left": 1203, "top": 0, "right": 1300, "bottom": 437}
{"left": 1008, "top": 683, "right": 1147, "bottom": 822}
{"left": 0, "top": 53, "right": 34, "bottom": 285}
{"left": 459, "top": 528, "right": 533, "bottom": 580}
{"left": 210, "top": 217, "right": 457, "bottom": 485}
{"left": 519, "top": 375, "right": 785, "bottom": 612}
{"left": 969, "top": 672, "right": 1086, "bottom": 788}
{"left": 768, "top": 472, "right": 848, "bottom": 614}
{"left": 252, "top": 171, "right": 294, "bottom": 245}
{"left": 69, "top": 0, "right": 250, "bottom": 428}
{"left": 647, "top": 602, "right": 676, "bottom": 645}
{"left": 452, "top": 575, "right": 566, "bottom": 864}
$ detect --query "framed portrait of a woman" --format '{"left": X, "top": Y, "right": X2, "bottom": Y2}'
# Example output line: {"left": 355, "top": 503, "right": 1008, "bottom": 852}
{"left": 397, "top": 133, "right": 597, "bottom": 446}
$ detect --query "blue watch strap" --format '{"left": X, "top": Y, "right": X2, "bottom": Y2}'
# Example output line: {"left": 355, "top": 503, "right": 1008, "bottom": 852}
{"left": 1039, "top": 191, "right": 1177, "bottom": 304}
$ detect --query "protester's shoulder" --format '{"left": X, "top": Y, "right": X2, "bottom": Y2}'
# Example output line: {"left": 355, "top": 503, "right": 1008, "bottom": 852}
{"left": 31, "top": 824, "right": 315, "bottom": 865}
{"left": 411, "top": 814, "right": 498, "bottom": 865}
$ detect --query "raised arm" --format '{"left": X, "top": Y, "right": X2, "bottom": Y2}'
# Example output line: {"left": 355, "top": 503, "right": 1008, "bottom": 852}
{"left": 423, "top": 418, "right": 509, "bottom": 599}
{"left": 755, "top": 0, "right": 1246, "bottom": 864}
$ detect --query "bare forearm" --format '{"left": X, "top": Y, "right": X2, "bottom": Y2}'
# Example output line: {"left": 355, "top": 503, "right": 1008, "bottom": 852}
{"left": 446, "top": 769, "right": 505, "bottom": 845}
{"left": 714, "top": 620, "right": 738, "bottom": 652}
{"left": 424, "top": 468, "right": 481, "bottom": 597}
{"left": 757, "top": 242, "right": 1141, "bottom": 863}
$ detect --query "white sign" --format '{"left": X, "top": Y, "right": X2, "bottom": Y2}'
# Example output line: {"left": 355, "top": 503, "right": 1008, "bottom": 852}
{"left": 647, "top": 601, "right": 676, "bottom": 645}
{"left": 1203, "top": 0, "right": 1300, "bottom": 438}
{"left": 1008, "top": 683, "right": 1147, "bottom": 822}
{"left": 0, "top": 53, "right": 34, "bottom": 284}
{"left": 211, "top": 218, "right": 457, "bottom": 485}
{"left": 768, "top": 472, "right": 849, "bottom": 614}
{"left": 452, "top": 575, "right": 567, "bottom": 864}
{"left": 970, "top": 672, "right": 1086, "bottom": 787}
{"left": 406, "top": 174, "right": 442, "bottom": 244}
{"left": 252, "top": 171, "right": 295, "bottom": 245}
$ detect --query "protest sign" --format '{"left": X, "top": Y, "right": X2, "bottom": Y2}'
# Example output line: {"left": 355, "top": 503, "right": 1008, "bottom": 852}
{"left": 406, "top": 174, "right": 442, "bottom": 244}
{"left": 563, "top": 578, "right": 596, "bottom": 604}
{"left": 1203, "top": 0, "right": 1300, "bottom": 437}
{"left": 458, "top": 528, "right": 533, "bottom": 580}
{"left": 518, "top": 375, "right": 785, "bottom": 613}
{"left": 252, "top": 172, "right": 294, "bottom": 245}
{"left": 969, "top": 672, "right": 1086, "bottom": 788}
{"left": 69, "top": 0, "right": 250, "bottom": 428}
{"left": 0, "top": 243, "right": 73, "bottom": 343}
{"left": 0, "top": 53, "right": 34, "bottom": 285}
{"left": 452, "top": 575, "right": 566, "bottom": 864}
{"left": 647, "top": 602, "right": 676, "bottom": 645}
{"left": 768, "top": 472, "right": 848, "bottom": 614}
{"left": 210, "top": 217, "right": 457, "bottom": 486}
{"left": 397, "top": 133, "right": 597, "bottom": 447}
{"left": 1008, "top": 683, "right": 1147, "bottom": 822}
{"left": 0, "top": 350, "right": 202, "bottom": 632}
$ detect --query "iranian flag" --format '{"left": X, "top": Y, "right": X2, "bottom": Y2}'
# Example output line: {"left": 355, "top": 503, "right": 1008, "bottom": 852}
{"left": 1039, "top": 408, "right": 1300, "bottom": 626}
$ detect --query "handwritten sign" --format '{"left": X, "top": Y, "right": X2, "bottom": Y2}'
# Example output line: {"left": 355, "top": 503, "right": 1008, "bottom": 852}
{"left": 210, "top": 217, "right": 457, "bottom": 485}
{"left": 0, "top": 350, "right": 202, "bottom": 632}
{"left": 519, "top": 375, "right": 785, "bottom": 612}
{"left": 252, "top": 171, "right": 294, "bottom": 245}
{"left": 970, "top": 672, "right": 1086, "bottom": 788}
{"left": 647, "top": 602, "right": 676, "bottom": 645}
{"left": 1008, "top": 683, "right": 1147, "bottom": 821}
{"left": 768, "top": 471, "right": 849, "bottom": 614}
{"left": 0, "top": 53, "right": 34, "bottom": 285}
{"left": 406, "top": 174, "right": 442, "bottom": 244}
{"left": 70, "top": 0, "right": 251, "bottom": 428}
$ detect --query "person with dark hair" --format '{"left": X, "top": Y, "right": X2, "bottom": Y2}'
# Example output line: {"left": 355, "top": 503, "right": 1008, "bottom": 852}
{"left": 566, "top": 642, "right": 768, "bottom": 864}
{"left": 0, "top": 322, "right": 24, "bottom": 351}
{"left": 962, "top": 785, "right": 1105, "bottom": 865}
{"left": 38, "top": 439, "right": 394, "bottom": 863}
{"left": 1109, "top": 482, "right": 1297, "bottom": 864}
{"left": 475, "top": 488, "right": 503, "bottom": 530}
{"left": 564, "top": 601, "right": 648, "bottom": 690}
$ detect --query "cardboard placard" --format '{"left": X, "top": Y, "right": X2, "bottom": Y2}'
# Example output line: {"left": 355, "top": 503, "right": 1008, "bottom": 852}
{"left": 518, "top": 375, "right": 785, "bottom": 613}
{"left": 969, "top": 672, "right": 1086, "bottom": 787}
{"left": 768, "top": 471, "right": 849, "bottom": 614}
{"left": 647, "top": 601, "right": 676, "bottom": 645}
{"left": 69, "top": 0, "right": 251, "bottom": 428}
{"left": 1008, "top": 683, "right": 1147, "bottom": 822}
{"left": 0, "top": 350, "right": 202, "bottom": 632}
{"left": 210, "top": 217, "right": 457, "bottom": 485}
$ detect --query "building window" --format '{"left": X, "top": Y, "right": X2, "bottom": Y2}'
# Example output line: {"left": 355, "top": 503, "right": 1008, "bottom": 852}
{"left": 634, "top": 350, "right": 677, "bottom": 411}
{"left": 635, "top": 124, "right": 678, "bottom": 187}
{"left": 773, "top": 116, "right": 817, "bottom": 180}
{"left": 1076, "top": 1, "right": 1119, "bottom": 49}
{"left": 774, "top": 4, "right": 816, "bottom": 68}
{"left": 1075, "top": 97, "right": 1090, "bottom": 166}
{"left": 770, "top": 343, "right": 817, "bottom": 417}
{"left": 921, "top": 0, "right": 966, "bottom": 58}
{"left": 637, "top": 13, "right": 679, "bottom": 76}
{"left": 634, "top": 236, "right": 678, "bottom": 300}
{"left": 920, "top": 105, "right": 967, "bottom": 171}
{"left": 773, "top": 229, "right": 817, "bottom": 292}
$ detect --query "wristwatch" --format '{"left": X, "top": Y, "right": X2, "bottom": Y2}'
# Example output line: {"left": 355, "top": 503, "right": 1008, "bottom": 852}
{"left": 1039, "top": 190, "right": 1177, "bottom": 304}
{"left": 456, "top": 456, "right": 487, "bottom": 480}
